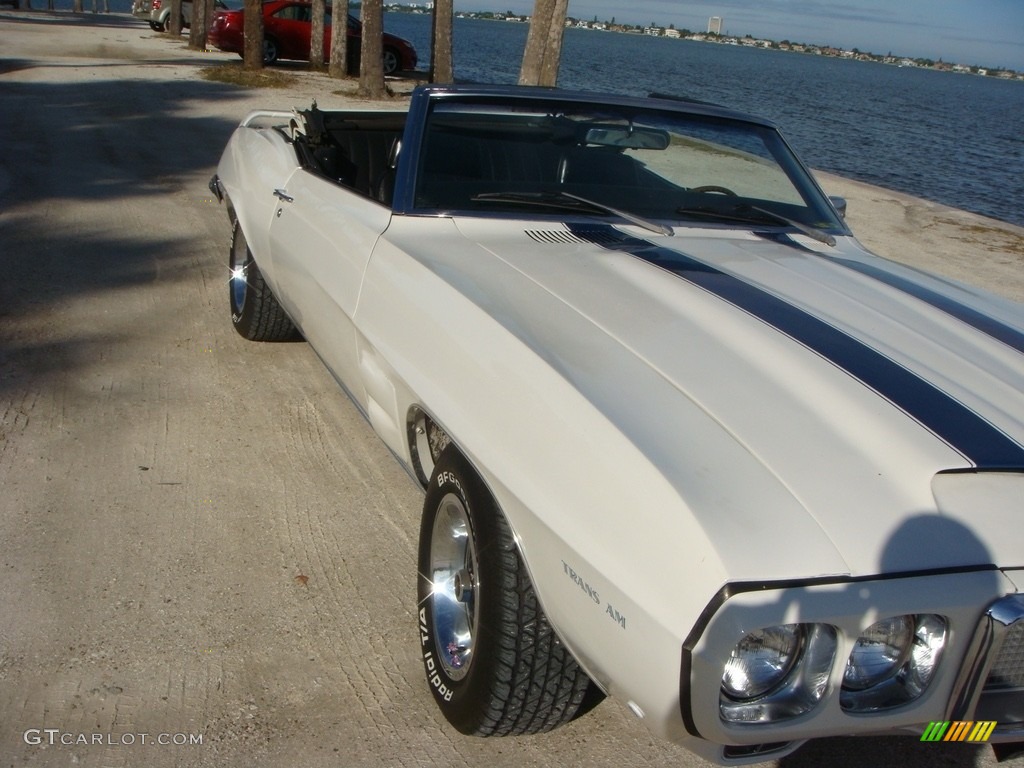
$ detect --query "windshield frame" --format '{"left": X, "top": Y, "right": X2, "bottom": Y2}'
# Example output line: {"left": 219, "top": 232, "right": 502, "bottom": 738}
{"left": 392, "top": 86, "right": 849, "bottom": 238}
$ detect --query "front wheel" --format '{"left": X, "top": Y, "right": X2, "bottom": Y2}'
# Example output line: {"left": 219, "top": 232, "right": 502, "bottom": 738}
{"left": 228, "top": 221, "right": 296, "bottom": 341}
{"left": 417, "top": 450, "right": 596, "bottom": 735}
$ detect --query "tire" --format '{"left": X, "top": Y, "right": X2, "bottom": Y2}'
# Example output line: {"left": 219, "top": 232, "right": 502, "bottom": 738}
{"left": 228, "top": 220, "right": 296, "bottom": 341}
{"left": 148, "top": 21, "right": 161, "bottom": 30}
{"left": 263, "top": 38, "right": 279, "bottom": 65}
{"left": 382, "top": 46, "right": 399, "bottom": 75}
{"left": 417, "top": 450, "right": 596, "bottom": 735}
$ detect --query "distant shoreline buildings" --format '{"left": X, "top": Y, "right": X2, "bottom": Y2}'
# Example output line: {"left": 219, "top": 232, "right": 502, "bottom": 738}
{"left": 383, "top": 3, "right": 1022, "bottom": 80}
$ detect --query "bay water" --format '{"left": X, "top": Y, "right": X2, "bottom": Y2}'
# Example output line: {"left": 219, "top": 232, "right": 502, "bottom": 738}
{"left": 15, "top": 5, "right": 1023, "bottom": 226}
{"left": 386, "top": 14, "right": 1024, "bottom": 229}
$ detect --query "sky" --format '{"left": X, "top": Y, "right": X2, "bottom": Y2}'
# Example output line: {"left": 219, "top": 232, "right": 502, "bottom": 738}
{"left": 458, "top": 0, "right": 1024, "bottom": 70}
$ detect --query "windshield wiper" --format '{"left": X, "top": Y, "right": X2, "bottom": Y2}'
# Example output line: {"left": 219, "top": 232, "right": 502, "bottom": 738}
{"left": 676, "top": 203, "right": 836, "bottom": 247}
{"left": 472, "top": 191, "right": 673, "bottom": 237}
{"left": 746, "top": 205, "right": 836, "bottom": 247}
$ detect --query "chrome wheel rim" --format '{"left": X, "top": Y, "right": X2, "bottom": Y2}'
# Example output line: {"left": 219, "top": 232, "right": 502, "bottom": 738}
{"left": 382, "top": 49, "right": 398, "bottom": 75}
{"left": 428, "top": 493, "right": 479, "bottom": 680}
{"left": 229, "top": 232, "right": 248, "bottom": 313}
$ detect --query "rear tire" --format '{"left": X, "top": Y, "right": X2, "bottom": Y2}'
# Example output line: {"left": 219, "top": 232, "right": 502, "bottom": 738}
{"left": 382, "top": 46, "right": 399, "bottom": 75}
{"left": 228, "top": 221, "right": 296, "bottom": 341}
{"left": 263, "top": 38, "right": 279, "bottom": 65}
{"left": 417, "top": 450, "right": 596, "bottom": 735}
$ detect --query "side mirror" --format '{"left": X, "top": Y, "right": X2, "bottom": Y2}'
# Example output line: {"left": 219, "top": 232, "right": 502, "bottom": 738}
{"left": 829, "top": 195, "right": 848, "bottom": 219}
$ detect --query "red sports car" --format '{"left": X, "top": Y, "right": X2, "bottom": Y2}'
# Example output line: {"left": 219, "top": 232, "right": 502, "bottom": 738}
{"left": 209, "top": 1, "right": 418, "bottom": 74}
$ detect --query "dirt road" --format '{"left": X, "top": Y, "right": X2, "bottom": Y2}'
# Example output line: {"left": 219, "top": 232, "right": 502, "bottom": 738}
{"left": 1, "top": 12, "right": 1020, "bottom": 768}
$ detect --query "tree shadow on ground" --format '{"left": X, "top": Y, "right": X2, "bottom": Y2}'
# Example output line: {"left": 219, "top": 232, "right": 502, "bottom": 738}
{"left": 0, "top": 37, "right": 261, "bottom": 396}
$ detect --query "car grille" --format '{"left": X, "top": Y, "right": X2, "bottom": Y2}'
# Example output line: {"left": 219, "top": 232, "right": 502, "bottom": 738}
{"left": 947, "top": 594, "right": 1024, "bottom": 733}
{"left": 985, "top": 619, "right": 1024, "bottom": 690}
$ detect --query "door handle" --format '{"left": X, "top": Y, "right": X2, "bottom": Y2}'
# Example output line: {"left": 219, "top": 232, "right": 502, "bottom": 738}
{"left": 273, "top": 188, "right": 294, "bottom": 203}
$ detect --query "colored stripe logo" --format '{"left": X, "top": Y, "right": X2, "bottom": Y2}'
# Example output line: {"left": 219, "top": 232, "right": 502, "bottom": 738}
{"left": 921, "top": 721, "right": 998, "bottom": 742}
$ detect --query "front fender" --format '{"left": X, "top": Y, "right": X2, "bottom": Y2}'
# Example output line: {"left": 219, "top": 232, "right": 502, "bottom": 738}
{"left": 352, "top": 216, "right": 831, "bottom": 746}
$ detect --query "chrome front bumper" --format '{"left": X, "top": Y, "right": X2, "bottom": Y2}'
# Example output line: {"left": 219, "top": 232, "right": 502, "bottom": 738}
{"left": 948, "top": 594, "right": 1024, "bottom": 741}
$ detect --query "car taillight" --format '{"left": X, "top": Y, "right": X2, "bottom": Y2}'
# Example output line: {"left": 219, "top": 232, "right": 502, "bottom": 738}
{"left": 152, "top": 0, "right": 161, "bottom": 7}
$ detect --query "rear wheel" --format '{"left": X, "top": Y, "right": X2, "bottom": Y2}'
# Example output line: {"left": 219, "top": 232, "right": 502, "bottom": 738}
{"left": 263, "top": 38, "right": 279, "bottom": 65}
{"left": 228, "top": 221, "right": 296, "bottom": 341}
{"left": 382, "top": 46, "right": 399, "bottom": 75}
{"left": 417, "top": 450, "right": 597, "bottom": 735}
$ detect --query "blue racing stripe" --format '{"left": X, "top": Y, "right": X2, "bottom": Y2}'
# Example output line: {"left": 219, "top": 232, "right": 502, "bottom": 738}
{"left": 834, "top": 259, "right": 1024, "bottom": 354}
{"left": 567, "top": 223, "right": 1024, "bottom": 469}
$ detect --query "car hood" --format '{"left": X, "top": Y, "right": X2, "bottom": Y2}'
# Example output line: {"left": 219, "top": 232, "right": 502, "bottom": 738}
{"left": 396, "top": 216, "right": 1024, "bottom": 579}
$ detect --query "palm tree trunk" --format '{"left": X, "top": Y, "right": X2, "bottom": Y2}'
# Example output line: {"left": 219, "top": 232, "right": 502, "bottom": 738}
{"left": 167, "top": 0, "right": 181, "bottom": 36}
{"left": 519, "top": 0, "right": 568, "bottom": 86}
{"left": 358, "top": 0, "right": 385, "bottom": 98}
{"left": 327, "top": 0, "right": 350, "bottom": 78}
{"left": 309, "top": 0, "right": 326, "bottom": 68}
{"left": 242, "top": 0, "right": 264, "bottom": 70}
{"left": 187, "top": 0, "right": 211, "bottom": 49}
{"left": 430, "top": 0, "right": 454, "bottom": 83}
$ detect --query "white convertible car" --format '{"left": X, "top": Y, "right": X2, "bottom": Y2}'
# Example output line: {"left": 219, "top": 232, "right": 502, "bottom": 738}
{"left": 211, "top": 84, "right": 1024, "bottom": 763}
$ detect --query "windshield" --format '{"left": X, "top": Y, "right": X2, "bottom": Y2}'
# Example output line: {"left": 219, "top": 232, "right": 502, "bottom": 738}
{"left": 413, "top": 97, "right": 844, "bottom": 233}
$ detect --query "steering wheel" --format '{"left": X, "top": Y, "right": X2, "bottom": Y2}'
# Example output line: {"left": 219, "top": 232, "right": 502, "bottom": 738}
{"left": 691, "top": 185, "right": 738, "bottom": 196}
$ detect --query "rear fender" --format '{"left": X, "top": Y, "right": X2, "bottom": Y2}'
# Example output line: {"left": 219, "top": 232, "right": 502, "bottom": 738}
{"left": 215, "top": 117, "right": 300, "bottom": 275}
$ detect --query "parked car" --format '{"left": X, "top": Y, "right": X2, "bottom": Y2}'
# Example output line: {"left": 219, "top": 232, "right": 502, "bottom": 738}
{"left": 209, "top": 84, "right": 1024, "bottom": 763}
{"left": 141, "top": 0, "right": 237, "bottom": 33}
{"left": 131, "top": 0, "right": 158, "bottom": 28}
{"left": 208, "top": 0, "right": 417, "bottom": 73}
{"left": 132, "top": 0, "right": 235, "bottom": 32}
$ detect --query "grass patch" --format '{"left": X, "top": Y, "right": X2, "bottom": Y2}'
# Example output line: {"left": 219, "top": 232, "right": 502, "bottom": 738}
{"left": 200, "top": 63, "right": 300, "bottom": 88}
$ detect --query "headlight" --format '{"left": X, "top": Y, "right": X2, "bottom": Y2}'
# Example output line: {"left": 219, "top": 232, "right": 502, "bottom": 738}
{"left": 841, "top": 614, "right": 946, "bottom": 712}
{"left": 843, "top": 615, "right": 913, "bottom": 690}
{"left": 720, "top": 623, "right": 837, "bottom": 723}
{"left": 722, "top": 624, "right": 802, "bottom": 700}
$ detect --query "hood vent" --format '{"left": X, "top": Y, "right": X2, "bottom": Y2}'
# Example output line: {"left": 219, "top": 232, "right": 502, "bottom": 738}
{"left": 525, "top": 228, "right": 624, "bottom": 245}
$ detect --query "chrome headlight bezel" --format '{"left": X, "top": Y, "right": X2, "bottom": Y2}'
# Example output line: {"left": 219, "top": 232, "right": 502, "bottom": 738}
{"left": 720, "top": 623, "right": 837, "bottom": 724}
{"left": 840, "top": 614, "right": 947, "bottom": 713}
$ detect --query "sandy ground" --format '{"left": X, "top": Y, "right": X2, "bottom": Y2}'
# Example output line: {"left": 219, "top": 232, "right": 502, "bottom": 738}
{"left": 1, "top": 11, "right": 1022, "bottom": 768}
